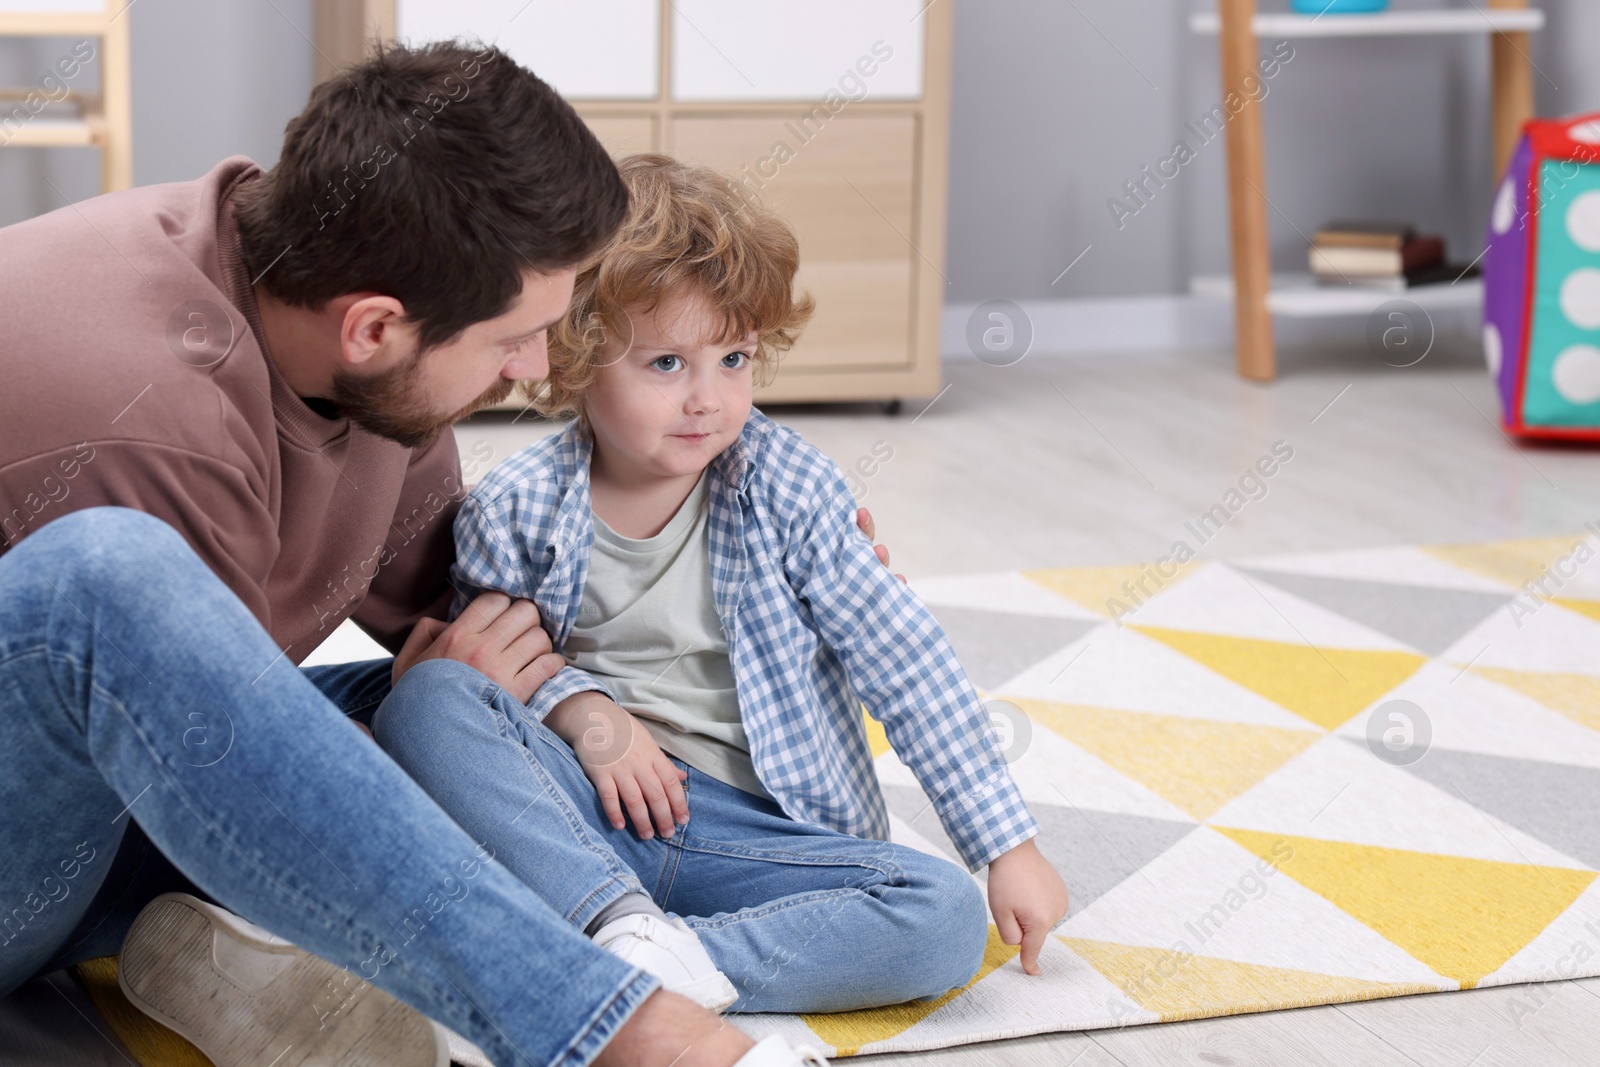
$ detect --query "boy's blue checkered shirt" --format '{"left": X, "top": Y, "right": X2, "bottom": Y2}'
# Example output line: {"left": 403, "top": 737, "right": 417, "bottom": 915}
{"left": 448, "top": 407, "right": 1039, "bottom": 870}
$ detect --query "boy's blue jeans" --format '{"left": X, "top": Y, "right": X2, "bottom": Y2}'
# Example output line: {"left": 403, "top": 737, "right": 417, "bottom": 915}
{"left": 0, "top": 507, "right": 659, "bottom": 1067}
{"left": 371, "top": 658, "right": 991, "bottom": 1014}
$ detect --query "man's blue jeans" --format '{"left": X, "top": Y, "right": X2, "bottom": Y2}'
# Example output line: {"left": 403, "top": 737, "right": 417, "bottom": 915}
{"left": 0, "top": 507, "right": 659, "bottom": 1067}
{"left": 371, "top": 658, "right": 991, "bottom": 1014}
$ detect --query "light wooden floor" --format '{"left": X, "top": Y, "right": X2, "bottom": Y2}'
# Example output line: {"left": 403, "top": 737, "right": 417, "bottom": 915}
{"left": 461, "top": 337, "right": 1600, "bottom": 1066}
{"left": 468, "top": 339, "right": 1600, "bottom": 579}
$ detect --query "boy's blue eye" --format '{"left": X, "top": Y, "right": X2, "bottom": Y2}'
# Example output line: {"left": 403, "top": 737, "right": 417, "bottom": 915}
{"left": 650, "top": 355, "right": 683, "bottom": 372}
{"left": 723, "top": 351, "right": 750, "bottom": 369}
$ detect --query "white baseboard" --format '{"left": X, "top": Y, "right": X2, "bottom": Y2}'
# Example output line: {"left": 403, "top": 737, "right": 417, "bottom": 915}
{"left": 941, "top": 294, "right": 1482, "bottom": 361}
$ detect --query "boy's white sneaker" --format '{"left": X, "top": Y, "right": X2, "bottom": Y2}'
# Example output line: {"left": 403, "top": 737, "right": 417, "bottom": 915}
{"left": 118, "top": 892, "right": 448, "bottom": 1067}
{"left": 733, "top": 1034, "right": 832, "bottom": 1066}
{"left": 591, "top": 912, "right": 739, "bottom": 1012}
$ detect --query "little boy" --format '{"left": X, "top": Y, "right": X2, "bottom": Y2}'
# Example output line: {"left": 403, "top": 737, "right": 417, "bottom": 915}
{"left": 373, "top": 154, "right": 1068, "bottom": 1014}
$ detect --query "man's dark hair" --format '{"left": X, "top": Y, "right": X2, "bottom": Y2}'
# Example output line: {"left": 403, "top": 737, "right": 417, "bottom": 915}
{"left": 235, "top": 40, "right": 627, "bottom": 350}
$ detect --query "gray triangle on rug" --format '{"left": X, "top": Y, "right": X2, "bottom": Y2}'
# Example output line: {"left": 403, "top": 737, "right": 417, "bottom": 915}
{"left": 1390, "top": 743, "right": 1600, "bottom": 871}
{"left": 1237, "top": 567, "right": 1512, "bottom": 657}
{"left": 925, "top": 605, "right": 1101, "bottom": 691}
{"left": 882, "top": 783, "right": 1194, "bottom": 918}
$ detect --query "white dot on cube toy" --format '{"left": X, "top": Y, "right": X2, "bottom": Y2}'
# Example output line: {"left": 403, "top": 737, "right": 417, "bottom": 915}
{"left": 1570, "top": 119, "right": 1600, "bottom": 145}
{"left": 1483, "top": 323, "right": 1502, "bottom": 377}
{"left": 1560, "top": 268, "right": 1600, "bottom": 331}
{"left": 1568, "top": 191, "right": 1600, "bottom": 252}
{"left": 1492, "top": 179, "right": 1516, "bottom": 235}
{"left": 1552, "top": 344, "right": 1600, "bottom": 404}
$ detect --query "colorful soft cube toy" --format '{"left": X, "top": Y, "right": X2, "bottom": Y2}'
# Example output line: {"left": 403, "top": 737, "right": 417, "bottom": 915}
{"left": 1484, "top": 111, "right": 1600, "bottom": 438}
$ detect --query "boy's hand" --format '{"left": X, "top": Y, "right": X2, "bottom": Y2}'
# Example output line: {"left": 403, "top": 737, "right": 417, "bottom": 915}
{"left": 546, "top": 692, "right": 689, "bottom": 840}
{"left": 986, "top": 838, "right": 1069, "bottom": 975}
{"left": 856, "top": 507, "right": 906, "bottom": 584}
{"left": 392, "top": 592, "right": 567, "bottom": 703}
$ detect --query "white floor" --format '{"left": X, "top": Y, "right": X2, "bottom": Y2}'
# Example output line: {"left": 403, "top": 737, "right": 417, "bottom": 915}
{"left": 318, "top": 336, "right": 1600, "bottom": 1065}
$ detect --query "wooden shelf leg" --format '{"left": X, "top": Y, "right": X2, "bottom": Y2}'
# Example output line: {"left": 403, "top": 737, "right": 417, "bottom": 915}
{"left": 313, "top": 0, "right": 388, "bottom": 83}
{"left": 1489, "top": 0, "right": 1534, "bottom": 180}
{"left": 100, "top": 10, "right": 132, "bottom": 192}
{"left": 1219, "top": 0, "right": 1274, "bottom": 381}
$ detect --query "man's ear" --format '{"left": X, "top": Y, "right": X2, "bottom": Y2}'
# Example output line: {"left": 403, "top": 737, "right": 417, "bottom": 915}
{"left": 340, "top": 294, "right": 410, "bottom": 367}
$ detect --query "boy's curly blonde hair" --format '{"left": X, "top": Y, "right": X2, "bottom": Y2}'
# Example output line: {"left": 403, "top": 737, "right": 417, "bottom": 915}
{"left": 523, "top": 153, "right": 815, "bottom": 420}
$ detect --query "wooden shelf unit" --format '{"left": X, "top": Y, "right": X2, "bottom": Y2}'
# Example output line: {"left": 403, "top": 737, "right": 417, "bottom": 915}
{"left": 1189, "top": 8, "right": 1544, "bottom": 37}
{"left": 1198, "top": 0, "right": 1541, "bottom": 380}
{"left": 1190, "top": 271, "right": 1485, "bottom": 317}
{"left": 314, "top": 0, "right": 953, "bottom": 409}
{"left": 0, "top": 0, "right": 132, "bottom": 192}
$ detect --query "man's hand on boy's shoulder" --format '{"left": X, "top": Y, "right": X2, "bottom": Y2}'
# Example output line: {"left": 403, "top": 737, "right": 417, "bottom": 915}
{"left": 390, "top": 591, "right": 567, "bottom": 703}
{"left": 391, "top": 513, "right": 895, "bottom": 703}
{"left": 987, "top": 838, "right": 1070, "bottom": 976}
{"left": 855, "top": 506, "right": 906, "bottom": 584}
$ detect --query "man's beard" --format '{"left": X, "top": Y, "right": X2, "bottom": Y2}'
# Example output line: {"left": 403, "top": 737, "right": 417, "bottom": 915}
{"left": 328, "top": 344, "right": 519, "bottom": 450}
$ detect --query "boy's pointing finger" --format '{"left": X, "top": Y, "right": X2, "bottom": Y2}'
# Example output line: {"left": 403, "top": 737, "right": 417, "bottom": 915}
{"left": 1019, "top": 919, "right": 1046, "bottom": 976}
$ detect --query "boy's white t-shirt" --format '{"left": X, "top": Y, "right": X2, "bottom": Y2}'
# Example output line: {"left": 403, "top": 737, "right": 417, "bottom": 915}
{"left": 564, "top": 467, "right": 776, "bottom": 802}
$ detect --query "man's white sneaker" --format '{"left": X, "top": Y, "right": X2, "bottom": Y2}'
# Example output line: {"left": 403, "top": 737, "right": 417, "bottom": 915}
{"left": 590, "top": 912, "right": 739, "bottom": 1012}
{"left": 732, "top": 1034, "right": 832, "bottom": 1066}
{"left": 118, "top": 892, "right": 448, "bottom": 1067}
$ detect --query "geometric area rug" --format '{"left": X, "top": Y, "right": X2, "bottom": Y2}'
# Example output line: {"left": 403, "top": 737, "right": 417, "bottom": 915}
{"left": 738, "top": 534, "right": 1600, "bottom": 1057}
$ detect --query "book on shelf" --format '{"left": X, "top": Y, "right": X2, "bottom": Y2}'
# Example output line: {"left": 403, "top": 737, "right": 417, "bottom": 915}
{"left": 1311, "top": 235, "right": 1445, "bottom": 277}
{"left": 1312, "top": 220, "right": 1416, "bottom": 250}
{"left": 1310, "top": 218, "right": 1448, "bottom": 286}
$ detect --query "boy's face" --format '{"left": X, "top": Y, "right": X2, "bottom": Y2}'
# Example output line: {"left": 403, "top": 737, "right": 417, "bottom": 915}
{"left": 584, "top": 287, "right": 757, "bottom": 482}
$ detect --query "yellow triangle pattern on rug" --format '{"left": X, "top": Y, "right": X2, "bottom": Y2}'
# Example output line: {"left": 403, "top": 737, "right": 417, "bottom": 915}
{"left": 860, "top": 704, "right": 891, "bottom": 758}
{"left": 1133, "top": 627, "right": 1424, "bottom": 730}
{"left": 1422, "top": 536, "right": 1586, "bottom": 589}
{"left": 74, "top": 956, "right": 211, "bottom": 1067}
{"left": 1058, "top": 937, "right": 1441, "bottom": 1022}
{"left": 1472, "top": 666, "right": 1600, "bottom": 733}
{"left": 800, "top": 925, "right": 1021, "bottom": 1057}
{"left": 1024, "top": 560, "right": 1198, "bottom": 618}
{"left": 54, "top": 532, "right": 1600, "bottom": 1063}
{"left": 1215, "top": 828, "right": 1596, "bottom": 988}
{"left": 1551, "top": 598, "right": 1600, "bottom": 626}
{"left": 1011, "top": 697, "right": 1318, "bottom": 820}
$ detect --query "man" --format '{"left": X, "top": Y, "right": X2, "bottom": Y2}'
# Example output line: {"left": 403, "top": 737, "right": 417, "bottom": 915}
{"left": 0, "top": 40, "right": 882, "bottom": 1067}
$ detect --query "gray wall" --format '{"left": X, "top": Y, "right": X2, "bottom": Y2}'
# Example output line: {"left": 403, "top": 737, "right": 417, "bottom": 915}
{"left": 0, "top": 0, "right": 312, "bottom": 224}
{"left": 946, "top": 0, "right": 1600, "bottom": 302}
{"left": 4, "top": 0, "right": 1598, "bottom": 301}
